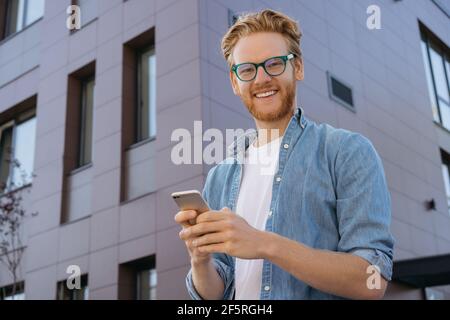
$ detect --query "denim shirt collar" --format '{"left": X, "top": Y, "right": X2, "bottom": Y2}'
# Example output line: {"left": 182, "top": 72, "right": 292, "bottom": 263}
{"left": 226, "top": 106, "right": 307, "bottom": 159}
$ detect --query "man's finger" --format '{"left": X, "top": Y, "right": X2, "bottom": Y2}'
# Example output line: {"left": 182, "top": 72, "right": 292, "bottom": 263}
{"left": 192, "top": 231, "right": 228, "bottom": 248}
{"left": 196, "top": 210, "right": 230, "bottom": 224}
{"left": 174, "top": 210, "right": 197, "bottom": 227}
{"left": 197, "top": 243, "right": 227, "bottom": 254}
{"left": 183, "top": 220, "right": 227, "bottom": 238}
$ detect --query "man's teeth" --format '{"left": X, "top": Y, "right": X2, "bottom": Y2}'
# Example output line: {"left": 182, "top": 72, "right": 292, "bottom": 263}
{"left": 256, "top": 90, "right": 277, "bottom": 98}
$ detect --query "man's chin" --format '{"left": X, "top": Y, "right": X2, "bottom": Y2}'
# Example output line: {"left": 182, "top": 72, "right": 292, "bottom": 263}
{"left": 247, "top": 104, "right": 286, "bottom": 122}
{"left": 250, "top": 110, "right": 284, "bottom": 122}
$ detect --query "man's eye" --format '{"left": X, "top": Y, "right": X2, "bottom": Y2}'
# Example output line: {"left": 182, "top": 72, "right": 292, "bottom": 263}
{"left": 239, "top": 66, "right": 253, "bottom": 74}
{"left": 267, "top": 60, "right": 283, "bottom": 68}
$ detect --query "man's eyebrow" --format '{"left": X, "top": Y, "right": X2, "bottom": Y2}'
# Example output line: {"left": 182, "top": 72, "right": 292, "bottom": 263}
{"left": 235, "top": 55, "right": 284, "bottom": 64}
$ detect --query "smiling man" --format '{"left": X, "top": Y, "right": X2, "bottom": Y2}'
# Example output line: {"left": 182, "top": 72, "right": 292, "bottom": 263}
{"left": 175, "top": 9, "right": 394, "bottom": 300}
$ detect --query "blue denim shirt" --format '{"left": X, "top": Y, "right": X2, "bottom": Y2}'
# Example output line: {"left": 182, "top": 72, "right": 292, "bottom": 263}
{"left": 186, "top": 107, "right": 394, "bottom": 300}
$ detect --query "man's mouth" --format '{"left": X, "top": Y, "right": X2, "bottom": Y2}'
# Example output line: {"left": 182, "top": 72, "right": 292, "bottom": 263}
{"left": 254, "top": 90, "right": 278, "bottom": 99}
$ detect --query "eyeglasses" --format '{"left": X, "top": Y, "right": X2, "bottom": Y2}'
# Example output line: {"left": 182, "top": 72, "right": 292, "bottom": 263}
{"left": 231, "top": 53, "right": 295, "bottom": 82}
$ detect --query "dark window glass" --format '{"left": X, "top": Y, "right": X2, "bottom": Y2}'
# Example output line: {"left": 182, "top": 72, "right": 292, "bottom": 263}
{"left": 327, "top": 72, "right": 354, "bottom": 111}
{"left": 136, "top": 268, "right": 157, "bottom": 300}
{"left": 137, "top": 46, "right": 156, "bottom": 142}
{"left": 78, "top": 77, "right": 94, "bottom": 167}
{"left": 0, "top": 125, "right": 13, "bottom": 188}
{"left": 0, "top": 282, "right": 25, "bottom": 300}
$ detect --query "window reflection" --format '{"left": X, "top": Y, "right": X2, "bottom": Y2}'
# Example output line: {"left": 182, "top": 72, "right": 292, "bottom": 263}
{"left": 11, "top": 117, "right": 36, "bottom": 187}
{"left": 5, "top": 0, "right": 44, "bottom": 37}
{"left": 137, "top": 47, "right": 156, "bottom": 142}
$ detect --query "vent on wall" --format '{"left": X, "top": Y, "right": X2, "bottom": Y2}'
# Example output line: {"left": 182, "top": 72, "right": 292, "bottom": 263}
{"left": 327, "top": 71, "right": 355, "bottom": 112}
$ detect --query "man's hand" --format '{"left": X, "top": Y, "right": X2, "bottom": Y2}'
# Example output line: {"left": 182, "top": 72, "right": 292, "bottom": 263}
{"left": 181, "top": 207, "right": 266, "bottom": 259}
{"left": 175, "top": 210, "right": 211, "bottom": 265}
{"left": 175, "top": 209, "right": 226, "bottom": 300}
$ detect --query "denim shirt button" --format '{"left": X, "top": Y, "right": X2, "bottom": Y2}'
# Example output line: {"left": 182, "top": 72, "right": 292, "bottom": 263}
{"left": 283, "top": 143, "right": 289, "bottom": 149}
{"left": 268, "top": 210, "right": 273, "bottom": 217}
{"left": 275, "top": 176, "right": 282, "bottom": 182}
{"left": 264, "top": 285, "right": 270, "bottom": 291}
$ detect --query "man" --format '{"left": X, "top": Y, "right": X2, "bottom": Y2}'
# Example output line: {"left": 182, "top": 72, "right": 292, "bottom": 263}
{"left": 175, "top": 9, "right": 394, "bottom": 300}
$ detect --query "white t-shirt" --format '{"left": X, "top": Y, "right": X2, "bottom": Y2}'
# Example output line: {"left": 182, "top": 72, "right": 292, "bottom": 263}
{"left": 234, "top": 135, "right": 283, "bottom": 300}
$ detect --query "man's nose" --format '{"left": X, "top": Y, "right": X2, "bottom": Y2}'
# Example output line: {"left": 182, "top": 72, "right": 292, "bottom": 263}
{"left": 254, "top": 65, "right": 272, "bottom": 84}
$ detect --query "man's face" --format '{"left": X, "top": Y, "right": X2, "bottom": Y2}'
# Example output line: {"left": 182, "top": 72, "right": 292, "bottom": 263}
{"left": 230, "top": 32, "right": 304, "bottom": 122}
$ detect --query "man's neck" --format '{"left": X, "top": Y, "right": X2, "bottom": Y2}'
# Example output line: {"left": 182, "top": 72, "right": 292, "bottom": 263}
{"left": 253, "top": 110, "right": 294, "bottom": 147}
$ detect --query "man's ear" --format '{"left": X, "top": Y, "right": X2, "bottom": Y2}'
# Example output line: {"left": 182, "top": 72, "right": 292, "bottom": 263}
{"left": 229, "top": 71, "right": 240, "bottom": 95}
{"left": 293, "top": 58, "right": 304, "bottom": 81}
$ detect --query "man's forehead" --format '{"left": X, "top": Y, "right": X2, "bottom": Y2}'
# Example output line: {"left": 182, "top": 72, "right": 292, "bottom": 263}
{"left": 232, "top": 32, "right": 288, "bottom": 64}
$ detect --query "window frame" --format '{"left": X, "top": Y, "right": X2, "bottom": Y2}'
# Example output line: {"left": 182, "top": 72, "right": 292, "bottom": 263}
{"left": 118, "top": 255, "right": 156, "bottom": 300}
{"left": 0, "top": 109, "right": 36, "bottom": 192}
{"left": 0, "top": 120, "right": 15, "bottom": 190}
{"left": 440, "top": 149, "right": 450, "bottom": 216}
{"left": 421, "top": 30, "right": 450, "bottom": 130}
{"left": 3, "top": 0, "right": 44, "bottom": 38}
{"left": 136, "top": 267, "right": 157, "bottom": 300}
{"left": 0, "top": 281, "right": 25, "bottom": 300}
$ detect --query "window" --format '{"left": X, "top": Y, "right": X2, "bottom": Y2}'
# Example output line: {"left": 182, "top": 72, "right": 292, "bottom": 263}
{"left": 424, "top": 287, "right": 445, "bottom": 300}
{"left": 2, "top": 0, "right": 44, "bottom": 39}
{"left": 137, "top": 46, "right": 156, "bottom": 142}
{"left": 56, "top": 274, "right": 89, "bottom": 300}
{"left": 0, "top": 282, "right": 25, "bottom": 300}
{"left": 121, "top": 28, "right": 156, "bottom": 202}
{"left": 73, "top": 0, "right": 97, "bottom": 28}
{"left": 0, "top": 109, "right": 36, "bottom": 191}
{"left": 122, "top": 28, "right": 156, "bottom": 147}
{"left": 118, "top": 255, "right": 157, "bottom": 300}
{"left": 327, "top": 71, "right": 355, "bottom": 112}
{"left": 64, "top": 61, "right": 95, "bottom": 172}
{"left": 137, "top": 268, "right": 157, "bottom": 300}
{"left": 421, "top": 27, "right": 450, "bottom": 130}
{"left": 62, "top": 62, "right": 95, "bottom": 223}
{"left": 441, "top": 149, "right": 450, "bottom": 215}
{"left": 78, "top": 76, "right": 94, "bottom": 167}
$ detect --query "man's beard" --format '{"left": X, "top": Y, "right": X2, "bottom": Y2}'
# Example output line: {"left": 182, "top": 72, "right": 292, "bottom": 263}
{"left": 242, "top": 80, "right": 296, "bottom": 122}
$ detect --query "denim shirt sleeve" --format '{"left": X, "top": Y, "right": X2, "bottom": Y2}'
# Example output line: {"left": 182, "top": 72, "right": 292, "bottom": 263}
{"left": 185, "top": 165, "right": 235, "bottom": 300}
{"left": 186, "top": 254, "right": 235, "bottom": 300}
{"left": 334, "top": 133, "right": 395, "bottom": 281}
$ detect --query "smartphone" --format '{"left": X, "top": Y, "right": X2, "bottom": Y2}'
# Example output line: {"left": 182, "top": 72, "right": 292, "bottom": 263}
{"left": 171, "top": 190, "right": 210, "bottom": 224}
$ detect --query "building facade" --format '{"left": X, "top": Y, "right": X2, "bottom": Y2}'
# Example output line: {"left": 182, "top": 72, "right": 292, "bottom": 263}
{"left": 0, "top": 0, "right": 449, "bottom": 299}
